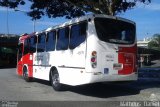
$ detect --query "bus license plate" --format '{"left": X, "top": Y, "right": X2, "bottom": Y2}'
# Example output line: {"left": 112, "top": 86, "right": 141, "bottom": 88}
{"left": 113, "top": 63, "right": 123, "bottom": 70}
{"left": 104, "top": 68, "right": 109, "bottom": 74}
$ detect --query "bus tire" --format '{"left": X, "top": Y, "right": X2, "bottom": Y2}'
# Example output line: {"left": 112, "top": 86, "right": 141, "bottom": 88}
{"left": 50, "top": 69, "right": 63, "bottom": 91}
{"left": 23, "top": 66, "right": 32, "bottom": 82}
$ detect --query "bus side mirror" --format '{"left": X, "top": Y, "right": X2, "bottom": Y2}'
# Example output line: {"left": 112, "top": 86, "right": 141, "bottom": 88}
{"left": 18, "top": 43, "right": 23, "bottom": 51}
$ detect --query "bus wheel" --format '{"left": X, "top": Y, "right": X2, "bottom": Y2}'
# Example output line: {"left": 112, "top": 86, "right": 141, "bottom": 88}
{"left": 51, "top": 70, "right": 63, "bottom": 91}
{"left": 23, "top": 66, "right": 32, "bottom": 82}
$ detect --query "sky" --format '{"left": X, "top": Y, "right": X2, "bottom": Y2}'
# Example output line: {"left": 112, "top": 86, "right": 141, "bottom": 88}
{"left": 0, "top": 0, "right": 160, "bottom": 40}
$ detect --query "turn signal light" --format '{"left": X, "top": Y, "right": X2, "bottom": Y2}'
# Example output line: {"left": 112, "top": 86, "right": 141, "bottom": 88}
{"left": 91, "top": 51, "right": 97, "bottom": 68}
{"left": 91, "top": 57, "right": 96, "bottom": 62}
{"left": 92, "top": 51, "right": 97, "bottom": 56}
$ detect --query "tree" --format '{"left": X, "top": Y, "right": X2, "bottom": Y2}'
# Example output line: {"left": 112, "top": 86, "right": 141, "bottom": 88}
{"left": 0, "top": 0, "right": 151, "bottom": 19}
{"left": 148, "top": 34, "right": 160, "bottom": 51}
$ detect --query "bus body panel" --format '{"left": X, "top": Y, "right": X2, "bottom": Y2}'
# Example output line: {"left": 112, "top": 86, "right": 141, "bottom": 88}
{"left": 54, "top": 69, "right": 137, "bottom": 86}
{"left": 17, "top": 57, "right": 23, "bottom": 76}
{"left": 33, "top": 52, "right": 47, "bottom": 80}
{"left": 17, "top": 14, "right": 138, "bottom": 86}
{"left": 118, "top": 44, "right": 137, "bottom": 75}
{"left": 55, "top": 42, "right": 86, "bottom": 84}
{"left": 17, "top": 50, "right": 23, "bottom": 76}
{"left": 17, "top": 40, "right": 24, "bottom": 76}
{"left": 85, "top": 35, "right": 137, "bottom": 77}
{"left": 22, "top": 53, "right": 33, "bottom": 77}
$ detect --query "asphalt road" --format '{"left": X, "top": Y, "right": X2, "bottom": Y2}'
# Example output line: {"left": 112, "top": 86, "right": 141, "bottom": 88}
{"left": 0, "top": 68, "right": 160, "bottom": 107}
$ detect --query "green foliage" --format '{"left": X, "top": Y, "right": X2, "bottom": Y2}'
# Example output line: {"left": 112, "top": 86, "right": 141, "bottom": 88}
{"left": 0, "top": 0, "right": 151, "bottom": 19}
{"left": 148, "top": 34, "right": 160, "bottom": 51}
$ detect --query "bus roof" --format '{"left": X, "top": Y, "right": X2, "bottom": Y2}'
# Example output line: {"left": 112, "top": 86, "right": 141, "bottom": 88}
{"left": 45, "top": 14, "right": 135, "bottom": 32}
{"left": 19, "top": 32, "right": 35, "bottom": 41}
{"left": 20, "top": 14, "right": 135, "bottom": 38}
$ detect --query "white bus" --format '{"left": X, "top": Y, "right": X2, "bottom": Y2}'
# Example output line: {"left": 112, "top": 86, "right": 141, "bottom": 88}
{"left": 17, "top": 14, "right": 138, "bottom": 91}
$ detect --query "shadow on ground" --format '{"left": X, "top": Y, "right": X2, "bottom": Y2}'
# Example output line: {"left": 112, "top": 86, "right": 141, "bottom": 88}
{"left": 68, "top": 82, "right": 140, "bottom": 98}
{"left": 32, "top": 77, "right": 160, "bottom": 99}
{"left": 71, "top": 78, "right": 160, "bottom": 98}
{"left": 32, "top": 78, "right": 140, "bottom": 98}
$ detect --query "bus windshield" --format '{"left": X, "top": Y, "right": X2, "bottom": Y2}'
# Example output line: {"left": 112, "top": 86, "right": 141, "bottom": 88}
{"left": 94, "top": 18, "right": 135, "bottom": 44}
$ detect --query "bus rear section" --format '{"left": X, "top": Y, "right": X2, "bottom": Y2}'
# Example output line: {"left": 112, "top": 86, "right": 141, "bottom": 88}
{"left": 84, "top": 16, "right": 138, "bottom": 83}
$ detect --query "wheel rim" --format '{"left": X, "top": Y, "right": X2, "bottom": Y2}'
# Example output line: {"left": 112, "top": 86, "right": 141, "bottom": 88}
{"left": 23, "top": 68, "right": 28, "bottom": 78}
{"left": 52, "top": 73, "right": 60, "bottom": 87}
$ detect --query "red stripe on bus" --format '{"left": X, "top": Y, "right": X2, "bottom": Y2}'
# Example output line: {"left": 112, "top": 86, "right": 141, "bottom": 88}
{"left": 118, "top": 44, "right": 137, "bottom": 75}
{"left": 17, "top": 53, "right": 33, "bottom": 77}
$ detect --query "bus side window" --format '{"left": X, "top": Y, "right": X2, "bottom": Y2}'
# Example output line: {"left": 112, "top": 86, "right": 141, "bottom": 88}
{"left": 37, "top": 33, "right": 46, "bottom": 52}
{"left": 69, "top": 22, "right": 87, "bottom": 49}
{"left": 24, "top": 39, "right": 30, "bottom": 54}
{"left": 46, "top": 31, "right": 56, "bottom": 51}
{"left": 30, "top": 36, "right": 37, "bottom": 53}
{"left": 56, "top": 27, "right": 69, "bottom": 50}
